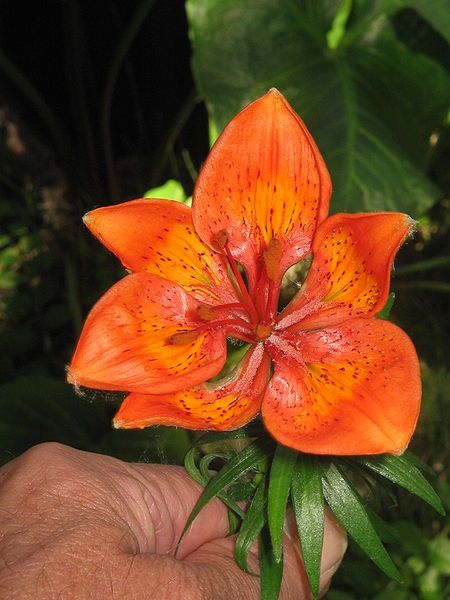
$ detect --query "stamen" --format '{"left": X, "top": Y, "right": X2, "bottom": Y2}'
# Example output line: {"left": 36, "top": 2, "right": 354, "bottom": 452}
{"left": 213, "top": 229, "right": 259, "bottom": 324}
{"left": 263, "top": 238, "right": 282, "bottom": 280}
{"left": 197, "top": 305, "right": 218, "bottom": 321}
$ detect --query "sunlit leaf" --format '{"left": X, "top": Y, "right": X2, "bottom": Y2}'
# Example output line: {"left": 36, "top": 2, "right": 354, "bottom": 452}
{"left": 144, "top": 179, "right": 186, "bottom": 202}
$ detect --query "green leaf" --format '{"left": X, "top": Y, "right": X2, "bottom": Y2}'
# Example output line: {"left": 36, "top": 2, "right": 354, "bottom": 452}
{"left": 227, "top": 480, "right": 256, "bottom": 502}
{"left": 268, "top": 444, "right": 297, "bottom": 562}
{"left": 260, "top": 525, "right": 284, "bottom": 600}
{"left": 291, "top": 457, "right": 325, "bottom": 599}
{"left": 321, "top": 462, "right": 402, "bottom": 581}
{"left": 179, "top": 438, "right": 272, "bottom": 551}
{"left": 383, "top": 0, "right": 450, "bottom": 44}
{"left": 365, "top": 506, "right": 398, "bottom": 544}
{"left": 184, "top": 447, "right": 245, "bottom": 519}
{"left": 376, "top": 292, "right": 396, "bottom": 320}
{"left": 357, "top": 454, "right": 445, "bottom": 515}
{"left": 144, "top": 179, "right": 186, "bottom": 202}
{"left": 187, "top": 0, "right": 450, "bottom": 216}
{"left": 235, "top": 477, "right": 266, "bottom": 574}
{"left": 199, "top": 452, "right": 231, "bottom": 480}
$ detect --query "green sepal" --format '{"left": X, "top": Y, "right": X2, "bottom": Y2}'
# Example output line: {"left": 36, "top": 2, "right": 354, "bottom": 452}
{"left": 376, "top": 292, "right": 396, "bottom": 320}
{"left": 268, "top": 444, "right": 297, "bottom": 562}
{"left": 322, "top": 462, "right": 402, "bottom": 582}
{"left": 178, "top": 438, "right": 272, "bottom": 553}
{"left": 260, "top": 525, "right": 283, "bottom": 600}
{"left": 357, "top": 454, "right": 445, "bottom": 515}
{"left": 235, "top": 476, "right": 267, "bottom": 574}
{"left": 291, "top": 456, "right": 325, "bottom": 599}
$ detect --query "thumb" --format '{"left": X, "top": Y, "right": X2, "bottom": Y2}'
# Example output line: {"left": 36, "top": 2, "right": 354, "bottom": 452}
{"left": 179, "top": 509, "right": 346, "bottom": 599}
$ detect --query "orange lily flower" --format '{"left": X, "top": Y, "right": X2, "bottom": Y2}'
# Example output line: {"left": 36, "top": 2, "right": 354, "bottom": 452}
{"left": 68, "top": 89, "right": 421, "bottom": 455}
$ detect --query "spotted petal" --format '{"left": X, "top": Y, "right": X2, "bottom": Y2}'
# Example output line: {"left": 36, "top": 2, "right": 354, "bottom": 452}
{"left": 83, "top": 199, "right": 237, "bottom": 304}
{"left": 263, "top": 318, "right": 421, "bottom": 455}
{"left": 278, "top": 212, "right": 414, "bottom": 331}
{"left": 68, "top": 273, "right": 227, "bottom": 394}
{"left": 113, "top": 344, "right": 271, "bottom": 430}
{"left": 192, "top": 89, "right": 331, "bottom": 289}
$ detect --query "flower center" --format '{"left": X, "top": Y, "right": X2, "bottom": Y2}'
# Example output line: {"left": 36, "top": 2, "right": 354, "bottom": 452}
{"left": 255, "top": 323, "right": 272, "bottom": 341}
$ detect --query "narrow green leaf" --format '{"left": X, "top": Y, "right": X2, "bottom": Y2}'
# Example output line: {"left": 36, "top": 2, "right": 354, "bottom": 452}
{"left": 376, "top": 292, "right": 396, "bottom": 320}
{"left": 235, "top": 477, "right": 267, "bottom": 574}
{"left": 260, "top": 525, "right": 283, "bottom": 600}
{"left": 402, "top": 450, "right": 436, "bottom": 476}
{"left": 178, "top": 438, "right": 271, "bottom": 552}
{"left": 184, "top": 446, "right": 207, "bottom": 487}
{"left": 322, "top": 462, "right": 402, "bottom": 581}
{"left": 358, "top": 454, "right": 445, "bottom": 515}
{"left": 365, "top": 506, "right": 398, "bottom": 544}
{"left": 184, "top": 447, "right": 245, "bottom": 519}
{"left": 291, "top": 457, "right": 325, "bottom": 599}
{"left": 199, "top": 452, "right": 231, "bottom": 480}
{"left": 268, "top": 445, "right": 297, "bottom": 562}
{"left": 227, "top": 508, "right": 240, "bottom": 536}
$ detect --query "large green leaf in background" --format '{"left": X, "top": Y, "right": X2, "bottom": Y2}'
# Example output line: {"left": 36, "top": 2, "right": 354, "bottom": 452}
{"left": 187, "top": 0, "right": 450, "bottom": 215}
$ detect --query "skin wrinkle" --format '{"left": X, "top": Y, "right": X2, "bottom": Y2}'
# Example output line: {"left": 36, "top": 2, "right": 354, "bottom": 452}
{"left": 0, "top": 444, "right": 347, "bottom": 598}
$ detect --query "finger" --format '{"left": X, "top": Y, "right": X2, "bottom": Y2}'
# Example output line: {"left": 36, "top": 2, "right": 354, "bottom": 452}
{"left": 129, "top": 463, "right": 231, "bottom": 557}
{"left": 175, "top": 510, "right": 346, "bottom": 599}
{"left": 128, "top": 464, "right": 346, "bottom": 597}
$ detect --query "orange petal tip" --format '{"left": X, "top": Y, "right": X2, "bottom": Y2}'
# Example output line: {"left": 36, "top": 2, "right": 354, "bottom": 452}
{"left": 82, "top": 211, "right": 94, "bottom": 227}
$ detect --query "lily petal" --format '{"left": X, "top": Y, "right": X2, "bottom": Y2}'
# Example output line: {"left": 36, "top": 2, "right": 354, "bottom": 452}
{"left": 278, "top": 212, "right": 414, "bottom": 331}
{"left": 68, "top": 273, "right": 227, "bottom": 394}
{"left": 83, "top": 199, "right": 237, "bottom": 304}
{"left": 192, "top": 89, "right": 331, "bottom": 287}
{"left": 263, "top": 318, "right": 421, "bottom": 455}
{"left": 113, "top": 344, "right": 271, "bottom": 430}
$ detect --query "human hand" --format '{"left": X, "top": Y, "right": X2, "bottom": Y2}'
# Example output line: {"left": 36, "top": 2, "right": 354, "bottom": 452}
{"left": 0, "top": 443, "right": 346, "bottom": 599}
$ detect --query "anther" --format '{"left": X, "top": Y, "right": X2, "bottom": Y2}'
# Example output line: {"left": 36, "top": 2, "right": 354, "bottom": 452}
{"left": 169, "top": 330, "right": 199, "bottom": 345}
{"left": 263, "top": 238, "right": 282, "bottom": 280}
{"left": 215, "top": 229, "right": 229, "bottom": 249}
{"left": 197, "top": 305, "right": 218, "bottom": 321}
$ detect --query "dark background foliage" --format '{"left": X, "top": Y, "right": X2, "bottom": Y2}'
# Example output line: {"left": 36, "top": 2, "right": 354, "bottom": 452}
{"left": 0, "top": 1, "right": 448, "bottom": 597}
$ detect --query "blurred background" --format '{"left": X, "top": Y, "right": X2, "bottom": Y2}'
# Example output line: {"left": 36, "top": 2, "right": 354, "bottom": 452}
{"left": 0, "top": 1, "right": 448, "bottom": 597}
